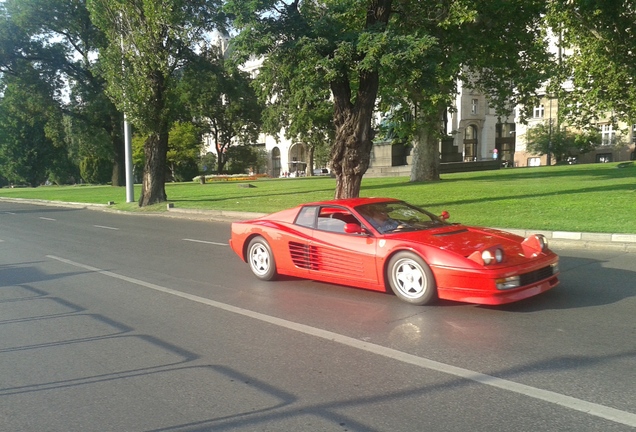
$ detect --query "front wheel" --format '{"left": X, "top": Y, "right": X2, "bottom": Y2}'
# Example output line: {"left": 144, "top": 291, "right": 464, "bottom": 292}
{"left": 386, "top": 252, "right": 437, "bottom": 305}
{"left": 247, "top": 237, "right": 277, "bottom": 281}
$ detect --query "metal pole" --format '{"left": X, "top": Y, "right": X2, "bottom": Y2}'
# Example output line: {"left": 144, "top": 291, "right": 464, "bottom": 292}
{"left": 547, "top": 97, "right": 552, "bottom": 166}
{"left": 120, "top": 12, "right": 134, "bottom": 203}
{"left": 124, "top": 114, "right": 134, "bottom": 203}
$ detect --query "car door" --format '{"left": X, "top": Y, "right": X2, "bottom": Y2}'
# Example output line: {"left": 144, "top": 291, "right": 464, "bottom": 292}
{"left": 307, "top": 206, "right": 379, "bottom": 285}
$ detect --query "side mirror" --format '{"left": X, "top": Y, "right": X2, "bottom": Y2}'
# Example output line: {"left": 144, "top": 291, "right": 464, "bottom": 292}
{"left": 344, "top": 223, "right": 363, "bottom": 234}
{"left": 440, "top": 211, "right": 450, "bottom": 220}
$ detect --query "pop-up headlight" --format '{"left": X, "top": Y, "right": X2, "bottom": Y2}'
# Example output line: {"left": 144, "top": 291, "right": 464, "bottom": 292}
{"left": 470, "top": 247, "right": 504, "bottom": 265}
{"left": 521, "top": 234, "right": 549, "bottom": 257}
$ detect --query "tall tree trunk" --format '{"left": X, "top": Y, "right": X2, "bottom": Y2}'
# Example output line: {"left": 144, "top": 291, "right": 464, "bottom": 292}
{"left": 329, "top": 70, "right": 375, "bottom": 196}
{"left": 139, "top": 131, "right": 168, "bottom": 206}
{"left": 307, "top": 145, "right": 315, "bottom": 176}
{"left": 139, "top": 71, "right": 169, "bottom": 206}
{"left": 111, "top": 159, "right": 121, "bottom": 187}
{"left": 330, "top": 70, "right": 380, "bottom": 198}
{"left": 410, "top": 108, "right": 443, "bottom": 182}
{"left": 215, "top": 132, "right": 227, "bottom": 174}
{"left": 330, "top": 107, "right": 374, "bottom": 198}
{"left": 109, "top": 111, "right": 125, "bottom": 187}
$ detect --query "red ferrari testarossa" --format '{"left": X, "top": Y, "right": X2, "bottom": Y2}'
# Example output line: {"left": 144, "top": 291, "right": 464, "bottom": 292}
{"left": 229, "top": 198, "right": 560, "bottom": 305}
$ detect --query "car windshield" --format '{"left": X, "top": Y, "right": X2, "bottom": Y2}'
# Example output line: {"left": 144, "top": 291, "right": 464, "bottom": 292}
{"left": 356, "top": 201, "right": 448, "bottom": 234}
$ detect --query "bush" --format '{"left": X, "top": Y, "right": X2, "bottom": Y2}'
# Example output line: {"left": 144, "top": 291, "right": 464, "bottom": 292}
{"left": 80, "top": 156, "right": 112, "bottom": 184}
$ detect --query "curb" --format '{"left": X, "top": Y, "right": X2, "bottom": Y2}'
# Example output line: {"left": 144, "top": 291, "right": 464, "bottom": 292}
{"left": 0, "top": 197, "right": 110, "bottom": 209}
{"left": 501, "top": 228, "right": 636, "bottom": 253}
{"left": 165, "top": 206, "right": 267, "bottom": 222}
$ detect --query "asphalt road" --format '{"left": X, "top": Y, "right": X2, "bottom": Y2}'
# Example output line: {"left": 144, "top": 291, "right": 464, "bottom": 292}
{"left": 1, "top": 201, "right": 635, "bottom": 432}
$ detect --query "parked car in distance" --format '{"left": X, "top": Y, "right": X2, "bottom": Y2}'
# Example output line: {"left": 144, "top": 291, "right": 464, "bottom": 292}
{"left": 229, "top": 198, "right": 560, "bottom": 305}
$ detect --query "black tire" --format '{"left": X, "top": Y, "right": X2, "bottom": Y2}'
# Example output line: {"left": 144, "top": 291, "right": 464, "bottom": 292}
{"left": 386, "top": 251, "right": 437, "bottom": 305}
{"left": 247, "top": 237, "right": 277, "bottom": 281}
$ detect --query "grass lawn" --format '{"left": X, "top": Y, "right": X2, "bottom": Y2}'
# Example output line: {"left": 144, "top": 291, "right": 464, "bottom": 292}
{"left": 1, "top": 162, "right": 635, "bottom": 234}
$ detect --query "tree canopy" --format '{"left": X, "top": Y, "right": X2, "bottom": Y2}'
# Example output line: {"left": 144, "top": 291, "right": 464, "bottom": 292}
{"left": 525, "top": 121, "right": 601, "bottom": 164}
{"left": 1, "top": 0, "right": 634, "bottom": 200}
{"left": 0, "top": 73, "right": 71, "bottom": 186}
{"left": 0, "top": 0, "right": 124, "bottom": 186}
{"left": 548, "top": 1, "right": 636, "bottom": 128}
{"left": 87, "top": 0, "right": 224, "bottom": 206}
{"left": 227, "top": 0, "right": 394, "bottom": 198}
{"left": 382, "top": 1, "right": 552, "bottom": 182}
{"left": 179, "top": 46, "right": 263, "bottom": 174}
{"left": 226, "top": 0, "right": 553, "bottom": 197}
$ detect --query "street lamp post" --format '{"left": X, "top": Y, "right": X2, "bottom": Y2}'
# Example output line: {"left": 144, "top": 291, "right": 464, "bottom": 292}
{"left": 120, "top": 12, "right": 134, "bottom": 203}
{"left": 547, "top": 96, "right": 552, "bottom": 166}
{"left": 124, "top": 115, "right": 134, "bottom": 203}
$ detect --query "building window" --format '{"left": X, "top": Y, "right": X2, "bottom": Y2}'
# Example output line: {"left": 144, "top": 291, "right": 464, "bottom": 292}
{"left": 528, "top": 157, "right": 541, "bottom": 167}
{"left": 471, "top": 99, "right": 478, "bottom": 115}
{"left": 496, "top": 123, "right": 516, "bottom": 138}
{"left": 600, "top": 124, "right": 614, "bottom": 146}
{"left": 533, "top": 105, "right": 544, "bottom": 118}
{"left": 271, "top": 147, "right": 281, "bottom": 177}
{"left": 463, "top": 125, "right": 478, "bottom": 161}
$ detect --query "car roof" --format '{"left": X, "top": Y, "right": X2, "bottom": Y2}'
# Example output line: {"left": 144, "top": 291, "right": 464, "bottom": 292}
{"left": 301, "top": 197, "right": 401, "bottom": 208}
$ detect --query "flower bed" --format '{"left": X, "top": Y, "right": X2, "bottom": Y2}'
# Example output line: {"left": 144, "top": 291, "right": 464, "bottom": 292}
{"left": 193, "top": 174, "right": 268, "bottom": 183}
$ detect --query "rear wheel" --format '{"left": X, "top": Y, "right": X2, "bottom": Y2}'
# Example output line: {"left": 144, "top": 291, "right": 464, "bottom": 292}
{"left": 247, "top": 237, "right": 277, "bottom": 281}
{"left": 386, "top": 252, "right": 437, "bottom": 305}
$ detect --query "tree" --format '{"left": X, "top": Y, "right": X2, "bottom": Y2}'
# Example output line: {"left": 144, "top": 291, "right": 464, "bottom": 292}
{"left": 525, "top": 122, "right": 601, "bottom": 163}
{"left": 379, "top": 1, "right": 552, "bottom": 182}
{"left": 167, "top": 121, "right": 203, "bottom": 182}
{"left": 225, "top": 144, "right": 268, "bottom": 174}
{"left": 199, "top": 152, "right": 217, "bottom": 176}
{"left": 179, "top": 47, "right": 262, "bottom": 174}
{"left": 227, "top": 0, "right": 393, "bottom": 198}
{"left": 1, "top": 0, "right": 125, "bottom": 186}
{"left": 87, "top": 0, "right": 223, "bottom": 206}
{"left": 0, "top": 74, "right": 71, "bottom": 186}
{"left": 227, "top": 1, "right": 552, "bottom": 197}
{"left": 80, "top": 155, "right": 112, "bottom": 184}
{"left": 132, "top": 122, "right": 205, "bottom": 183}
{"left": 547, "top": 1, "right": 636, "bottom": 128}
{"left": 248, "top": 37, "right": 334, "bottom": 177}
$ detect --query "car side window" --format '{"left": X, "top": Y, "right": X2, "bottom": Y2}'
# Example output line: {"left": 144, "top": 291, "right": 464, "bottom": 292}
{"left": 295, "top": 206, "right": 318, "bottom": 228}
{"left": 316, "top": 207, "right": 361, "bottom": 234}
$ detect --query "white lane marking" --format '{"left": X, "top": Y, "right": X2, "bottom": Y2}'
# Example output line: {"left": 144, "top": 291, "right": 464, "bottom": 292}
{"left": 183, "top": 238, "right": 228, "bottom": 246}
{"left": 94, "top": 225, "right": 119, "bottom": 230}
{"left": 47, "top": 254, "right": 636, "bottom": 428}
{"left": 3, "top": 212, "right": 16, "bottom": 215}
{"left": 39, "top": 217, "right": 56, "bottom": 221}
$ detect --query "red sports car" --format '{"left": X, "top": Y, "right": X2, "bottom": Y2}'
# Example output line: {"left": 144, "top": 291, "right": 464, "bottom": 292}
{"left": 229, "top": 198, "right": 560, "bottom": 305}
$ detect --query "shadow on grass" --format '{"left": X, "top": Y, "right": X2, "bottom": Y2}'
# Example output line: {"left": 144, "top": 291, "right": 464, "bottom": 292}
{"left": 361, "top": 163, "right": 635, "bottom": 190}
{"left": 167, "top": 185, "right": 337, "bottom": 204}
{"left": 361, "top": 181, "right": 636, "bottom": 209}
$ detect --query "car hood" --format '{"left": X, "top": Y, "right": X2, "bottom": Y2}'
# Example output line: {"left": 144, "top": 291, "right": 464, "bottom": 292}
{"left": 390, "top": 225, "right": 547, "bottom": 265}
